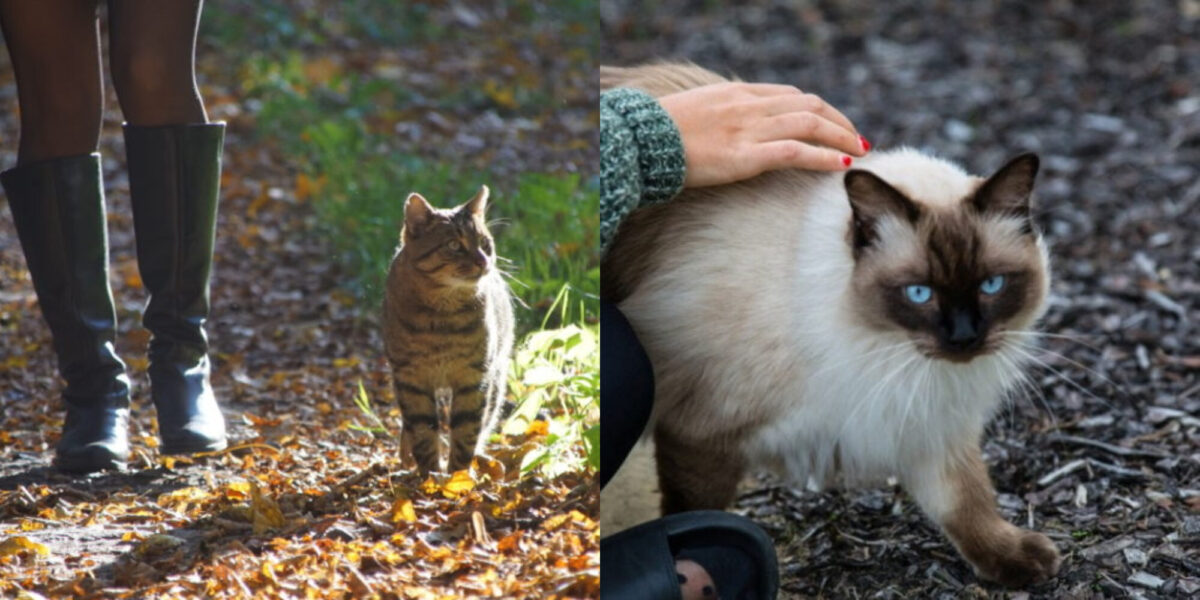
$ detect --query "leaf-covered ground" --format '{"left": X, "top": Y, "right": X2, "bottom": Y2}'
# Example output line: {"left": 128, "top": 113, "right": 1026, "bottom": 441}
{"left": 603, "top": 1, "right": 1198, "bottom": 598}
{"left": 0, "top": 2, "right": 598, "bottom": 598}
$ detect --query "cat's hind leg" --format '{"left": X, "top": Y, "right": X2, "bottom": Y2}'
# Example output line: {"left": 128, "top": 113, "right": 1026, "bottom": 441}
{"left": 904, "top": 443, "right": 1061, "bottom": 587}
{"left": 655, "top": 425, "right": 745, "bottom": 515}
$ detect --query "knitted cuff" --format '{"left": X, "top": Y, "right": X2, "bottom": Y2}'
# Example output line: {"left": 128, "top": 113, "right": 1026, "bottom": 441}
{"left": 603, "top": 88, "right": 686, "bottom": 205}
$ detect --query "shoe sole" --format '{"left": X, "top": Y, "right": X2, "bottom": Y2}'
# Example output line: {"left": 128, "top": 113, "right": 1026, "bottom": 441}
{"left": 160, "top": 438, "right": 228, "bottom": 456}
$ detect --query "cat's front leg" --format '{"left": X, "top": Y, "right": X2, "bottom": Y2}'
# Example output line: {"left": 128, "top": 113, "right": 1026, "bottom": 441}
{"left": 903, "top": 443, "right": 1061, "bottom": 588}
{"left": 655, "top": 425, "right": 745, "bottom": 514}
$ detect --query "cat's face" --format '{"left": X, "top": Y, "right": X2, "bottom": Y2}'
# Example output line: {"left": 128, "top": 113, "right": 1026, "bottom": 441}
{"left": 400, "top": 186, "right": 496, "bottom": 287}
{"left": 847, "top": 154, "right": 1049, "bottom": 363}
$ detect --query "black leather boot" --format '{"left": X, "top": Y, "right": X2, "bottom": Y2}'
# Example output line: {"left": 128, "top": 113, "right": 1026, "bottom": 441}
{"left": 1, "top": 153, "right": 131, "bottom": 473}
{"left": 124, "top": 123, "right": 227, "bottom": 455}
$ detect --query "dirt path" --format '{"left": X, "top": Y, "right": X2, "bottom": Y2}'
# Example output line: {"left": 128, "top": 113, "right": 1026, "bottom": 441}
{"left": 0, "top": 3, "right": 598, "bottom": 597}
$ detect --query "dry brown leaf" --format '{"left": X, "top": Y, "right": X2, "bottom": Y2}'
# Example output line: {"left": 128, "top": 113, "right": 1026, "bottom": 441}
{"left": 249, "top": 481, "right": 287, "bottom": 535}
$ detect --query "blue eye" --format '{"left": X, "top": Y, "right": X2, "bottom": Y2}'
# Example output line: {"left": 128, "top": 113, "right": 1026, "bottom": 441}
{"left": 980, "top": 275, "right": 1005, "bottom": 295}
{"left": 904, "top": 285, "right": 932, "bottom": 304}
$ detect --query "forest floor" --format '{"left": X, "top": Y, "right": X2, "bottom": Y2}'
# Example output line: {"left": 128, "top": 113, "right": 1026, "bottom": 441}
{"left": 0, "top": 2, "right": 598, "bottom": 598}
{"left": 603, "top": 1, "right": 1198, "bottom": 598}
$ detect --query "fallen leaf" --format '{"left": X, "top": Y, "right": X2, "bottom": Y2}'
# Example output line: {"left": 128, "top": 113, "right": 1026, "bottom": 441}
{"left": 443, "top": 470, "right": 476, "bottom": 498}
{"left": 250, "top": 481, "right": 287, "bottom": 535}
{"left": 134, "top": 534, "right": 184, "bottom": 558}
{"left": 391, "top": 498, "right": 417, "bottom": 524}
{"left": 0, "top": 536, "right": 50, "bottom": 557}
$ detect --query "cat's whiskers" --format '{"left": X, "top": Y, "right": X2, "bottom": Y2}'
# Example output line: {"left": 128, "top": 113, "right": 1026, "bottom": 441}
{"left": 803, "top": 339, "right": 913, "bottom": 382}
{"left": 1003, "top": 329, "right": 1108, "bottom": 354}
{"left": 1000, "top": 338, "right": 1118, "bottom": 409}
{"left": 987, "top": 351, "right": 1019, "bottom": 433}
{"left": 1003, "top": 343, "right": 1112, "bottom": 412}
{"left": 1001, "top": 333, "right": 1122, "bottom": 394}
{"left": 835, "top": 348, "right": 925, "bottom": 453}
{"left": 994, "top": 346, "right": 1059, "bottom": 429}
{"left": 897, "top": 357, "right": 934, "bottom": 443}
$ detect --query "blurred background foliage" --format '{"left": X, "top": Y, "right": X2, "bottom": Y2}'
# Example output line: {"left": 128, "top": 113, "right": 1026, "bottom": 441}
{"left": 203, "top": 0, "right": 599, "bottom": 334}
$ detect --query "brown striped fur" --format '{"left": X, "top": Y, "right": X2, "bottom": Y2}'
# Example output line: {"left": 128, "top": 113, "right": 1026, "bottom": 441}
{"left": 383, "top": 186, "right": 514, "bottom": 473}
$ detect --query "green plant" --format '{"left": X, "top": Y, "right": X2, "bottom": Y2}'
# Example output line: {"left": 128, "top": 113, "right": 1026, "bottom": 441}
{"left": 348, "top": 379, "right": 391, "bottom": 436}
{"left": 503, "top": 288, "right": 599, "bottom": 477}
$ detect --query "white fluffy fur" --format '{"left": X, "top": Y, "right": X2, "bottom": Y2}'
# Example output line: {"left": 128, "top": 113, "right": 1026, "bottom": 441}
{"left": 620, "top": 148, "right": 1050, "bottom": 491}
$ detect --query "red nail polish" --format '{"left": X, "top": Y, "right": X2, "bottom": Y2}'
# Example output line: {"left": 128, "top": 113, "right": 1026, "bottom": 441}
{"left": 842, "top": 155, "right": 853, "bottom": 167}
{"left": 859, "top": 135, "right": 871, "bottom": 152}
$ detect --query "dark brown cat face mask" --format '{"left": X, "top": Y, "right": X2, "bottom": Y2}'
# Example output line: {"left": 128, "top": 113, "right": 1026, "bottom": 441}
{"left": 846, "top": 154, "right": 1048, "bottom": 362}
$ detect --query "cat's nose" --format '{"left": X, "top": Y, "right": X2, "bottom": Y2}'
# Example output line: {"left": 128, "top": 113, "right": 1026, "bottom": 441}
{"left": 472, "top": 249, "right": 488, "bottom": 268}
{"left": 944, "top": 309, "right": 982, "bottom": 349}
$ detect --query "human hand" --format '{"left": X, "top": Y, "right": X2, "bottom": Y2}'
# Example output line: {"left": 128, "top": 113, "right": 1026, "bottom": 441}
{"left": 658, "top": 82, "right": 869, "bottom": 188}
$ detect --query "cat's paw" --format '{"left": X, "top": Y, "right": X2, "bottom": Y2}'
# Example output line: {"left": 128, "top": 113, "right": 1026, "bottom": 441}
{"left": 974, "top": 529, "right": 1061, "bottom": 588}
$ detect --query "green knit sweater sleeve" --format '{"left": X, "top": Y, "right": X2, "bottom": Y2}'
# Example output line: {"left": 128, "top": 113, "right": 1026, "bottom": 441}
{"left": 600, "top": 88, "right": 686, "bottom": 252}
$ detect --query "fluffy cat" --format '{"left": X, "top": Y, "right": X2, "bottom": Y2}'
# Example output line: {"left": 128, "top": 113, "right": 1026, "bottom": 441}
{"left": 603, "top": 63, "right": 1061, "bottom": 587}
{"left": 383, "top": 186, "right": 514, "bottom": 473}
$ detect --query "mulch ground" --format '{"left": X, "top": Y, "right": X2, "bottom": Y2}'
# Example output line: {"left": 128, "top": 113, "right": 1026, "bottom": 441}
{"left": 0, "top": 3, "right": 597, "bottom": 598}
{"left": 603, "top": 1, "right": 1198, "bottom": 597}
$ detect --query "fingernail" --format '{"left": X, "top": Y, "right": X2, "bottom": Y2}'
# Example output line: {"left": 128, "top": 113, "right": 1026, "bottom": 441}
{"left": 842, "top": 155, "right": 853, "bottom": 168}
{"left": 859, "top": 135, "right": 871, "bottom": 152}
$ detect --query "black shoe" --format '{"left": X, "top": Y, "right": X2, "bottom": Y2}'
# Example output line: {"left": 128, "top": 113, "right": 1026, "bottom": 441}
{"left": 600, "top": 511, "right": 779, "bottom": 600}
{"left": 125, "top": 123, "right": 227, "bottom": 455}
{"left": 1, "top": 153, "right": 131, "bottom": 473}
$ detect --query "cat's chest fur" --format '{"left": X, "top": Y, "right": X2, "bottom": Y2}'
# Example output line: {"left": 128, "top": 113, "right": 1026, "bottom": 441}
{"left": 382, "top": 276, "right": 504, "bottom": 380}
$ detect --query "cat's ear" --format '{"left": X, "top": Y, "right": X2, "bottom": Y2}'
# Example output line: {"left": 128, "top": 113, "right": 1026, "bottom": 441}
{"left": 462, "top": 185, "right": 490, "bottom": 218}
{"left": 404, "top": 192, "right": 435, "bottom": 233}
{"left": 844, "top": 169, "right": 920, "bottom": 252}
{"left": 971, "top": 153, "right": 1039, "bottom": 227}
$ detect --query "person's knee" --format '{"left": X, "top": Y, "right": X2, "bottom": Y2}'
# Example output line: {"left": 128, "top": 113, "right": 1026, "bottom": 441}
{"left": 15, "top": 89, "right": 102, "bottom": 163}
{"left": 110, "top": 50, "right": 202, "bottom": 125}
{"left": 601, "top": 303, "right": 655, "bottom": 406}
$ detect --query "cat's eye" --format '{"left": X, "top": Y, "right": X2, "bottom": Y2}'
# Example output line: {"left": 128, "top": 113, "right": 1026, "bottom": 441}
{"left": 447, "top": 240, "right": 462, "bottom": 251}
{"left": 904, "top": 285, "right": 933, "bottom": 304}
{"left": 980, "top": 275, "right": 1005, "bottom": 295}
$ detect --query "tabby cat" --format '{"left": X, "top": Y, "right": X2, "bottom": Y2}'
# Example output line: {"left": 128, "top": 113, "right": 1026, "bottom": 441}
{"left": 602, "top": 63, "right": 1062, "bottom": 587}
{"left": 383, "top": 186, "right": 514, "bottom": 473}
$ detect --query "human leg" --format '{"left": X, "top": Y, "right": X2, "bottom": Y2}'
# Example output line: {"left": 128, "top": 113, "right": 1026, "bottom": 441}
{"left": 601, "top": 301, "right": 655, "bottom": 488}
{"left": 0, "top": 0, "right": 104, "bottom": 164}
{"left": 107, "top": 0, "right": 207, "bottom": 126}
